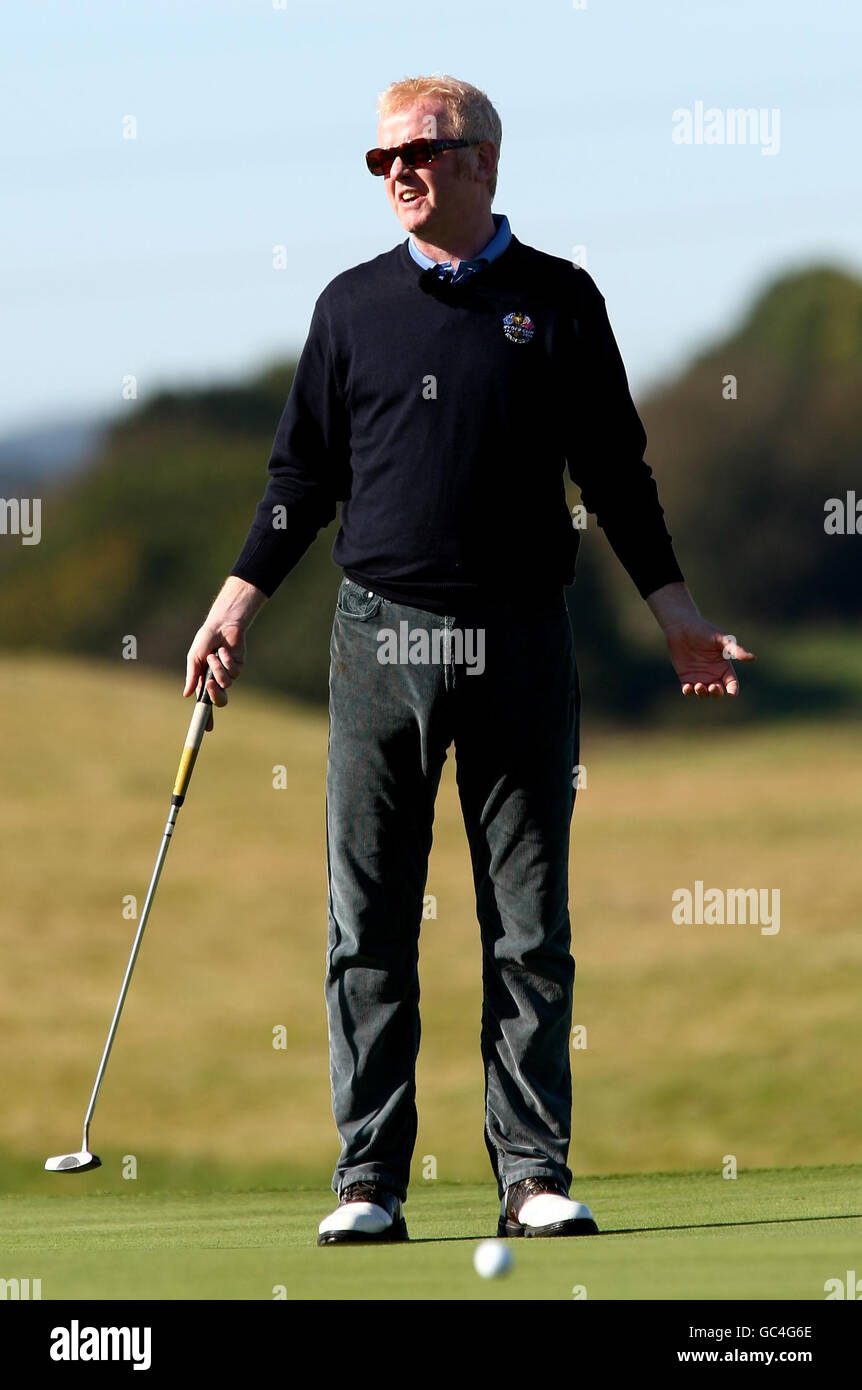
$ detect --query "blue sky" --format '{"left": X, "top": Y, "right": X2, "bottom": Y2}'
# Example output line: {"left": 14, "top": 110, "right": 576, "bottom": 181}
{"left": 3, "top": 0, "right": 860, "bottom": 435}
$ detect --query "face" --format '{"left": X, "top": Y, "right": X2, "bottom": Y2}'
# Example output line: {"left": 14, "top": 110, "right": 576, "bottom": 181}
{"left": 375, "top": 100, "right": 490, "bottom": 242}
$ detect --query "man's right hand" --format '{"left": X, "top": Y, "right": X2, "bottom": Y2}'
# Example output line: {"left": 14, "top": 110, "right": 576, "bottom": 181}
{"left": 183, "top": 576, "right": 268, "bottom": 730}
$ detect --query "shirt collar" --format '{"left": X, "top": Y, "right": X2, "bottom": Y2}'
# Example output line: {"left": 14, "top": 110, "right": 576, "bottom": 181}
{"left": 408, "top": 213, "right": 512, "bottom": 275}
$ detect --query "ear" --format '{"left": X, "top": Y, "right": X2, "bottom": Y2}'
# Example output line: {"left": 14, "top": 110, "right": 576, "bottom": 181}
{"left": 474, "top": 140, "right": 498, "bottom": 186}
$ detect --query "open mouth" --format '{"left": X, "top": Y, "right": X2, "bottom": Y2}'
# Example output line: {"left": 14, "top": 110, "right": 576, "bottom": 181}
{"left": 399, "top": 190, "right": 425, "bottom": 205}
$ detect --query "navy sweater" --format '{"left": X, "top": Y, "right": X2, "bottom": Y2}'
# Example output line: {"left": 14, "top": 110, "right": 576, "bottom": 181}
{"left": 230, "top": 235, "right": 684, "bottom": 612}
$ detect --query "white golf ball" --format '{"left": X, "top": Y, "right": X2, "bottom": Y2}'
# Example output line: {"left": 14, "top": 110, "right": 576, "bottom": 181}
{"left": 473, "top": 1239, "right": 513, "bottom": 1279}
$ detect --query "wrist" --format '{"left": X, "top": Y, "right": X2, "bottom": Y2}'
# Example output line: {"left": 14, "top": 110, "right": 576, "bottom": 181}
{"left": 209, "top": 575, "right": 267, "bottom": 630}
{"left": 646, "top": 581, "right": 700, "bottom": 633}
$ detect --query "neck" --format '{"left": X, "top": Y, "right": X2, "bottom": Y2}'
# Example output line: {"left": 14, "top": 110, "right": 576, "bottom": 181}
{"left": 411, "top": 208, "right": 496, "bottom": 270}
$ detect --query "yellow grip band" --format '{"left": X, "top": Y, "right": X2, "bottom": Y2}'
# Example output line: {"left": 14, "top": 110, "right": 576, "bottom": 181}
{"left": 173, "top": 744, "right": 201, "bottom": 798}
{"left": 173, "top": 701, "right": 210, "bottom": 797}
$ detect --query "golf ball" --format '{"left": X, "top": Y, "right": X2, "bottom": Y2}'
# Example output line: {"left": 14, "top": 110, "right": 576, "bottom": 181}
{"left": 473, "top": 1239, "right": 513, "bottom": 1279}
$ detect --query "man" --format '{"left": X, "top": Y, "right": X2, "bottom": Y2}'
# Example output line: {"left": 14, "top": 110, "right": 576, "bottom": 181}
{"left": 184, "top": 75, "right": 754, "bottom": 1244}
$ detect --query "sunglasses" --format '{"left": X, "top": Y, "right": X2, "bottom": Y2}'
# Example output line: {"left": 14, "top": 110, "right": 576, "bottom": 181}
{"left": 365, "top": 138, "right": 478, "bottom": 178}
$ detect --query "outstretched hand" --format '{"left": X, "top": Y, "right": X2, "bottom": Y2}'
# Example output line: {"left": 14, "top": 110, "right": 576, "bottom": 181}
{"left": 645, "top": 583, "right": 755, "bottom": 697}
{"left": 664, "top": 618, "right": 755, "bottom": 697}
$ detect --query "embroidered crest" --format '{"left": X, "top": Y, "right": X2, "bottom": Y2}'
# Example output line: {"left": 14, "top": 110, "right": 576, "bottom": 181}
{"left": 502, "top": 310, "right": 535, "bottom": 344}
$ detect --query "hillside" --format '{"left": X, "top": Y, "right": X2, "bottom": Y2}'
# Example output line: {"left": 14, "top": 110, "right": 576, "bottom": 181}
{"left": 1, "top": 265, "right": 860, "bottom": 719}
{"left": 639, "top": 265, "right": 862, "bottom": 623}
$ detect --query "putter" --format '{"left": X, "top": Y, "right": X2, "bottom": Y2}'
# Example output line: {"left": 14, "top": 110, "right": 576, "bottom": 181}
{"left": 45, "top": 668, "right": 217, "bottom": 1173}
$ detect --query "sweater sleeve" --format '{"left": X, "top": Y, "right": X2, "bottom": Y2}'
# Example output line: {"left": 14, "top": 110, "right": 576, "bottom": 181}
{"left": 229, "top": 296, "right": 350, "bottom": 597}
{"left": 564, "top": 269, "right": 684, "bottom": 599}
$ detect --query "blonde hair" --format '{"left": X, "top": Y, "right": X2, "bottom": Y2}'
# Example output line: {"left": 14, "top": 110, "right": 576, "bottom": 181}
{"left": 377, "top": 74, "right": 502, "bottom": 199}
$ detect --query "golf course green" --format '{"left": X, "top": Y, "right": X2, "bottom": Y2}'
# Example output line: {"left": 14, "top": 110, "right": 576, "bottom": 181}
{"left": 3, "top": 657, "right": 860, "bottom": 1301}
{"left": 3, "top": 1166, "right": 859, "bottom": 1300}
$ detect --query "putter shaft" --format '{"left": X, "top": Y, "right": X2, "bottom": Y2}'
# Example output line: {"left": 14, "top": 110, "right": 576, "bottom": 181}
{"left": 78, "top": 675, "right": 215, "bottom": 1154}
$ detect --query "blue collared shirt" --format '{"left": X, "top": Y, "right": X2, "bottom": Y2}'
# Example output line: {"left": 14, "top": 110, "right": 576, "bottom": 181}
{"left": 408, "top": 212, "right": 512, "bottom": 284}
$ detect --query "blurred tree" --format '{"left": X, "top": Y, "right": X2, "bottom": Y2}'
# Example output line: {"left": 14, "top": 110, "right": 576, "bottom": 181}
{"left": 641, "top": 265, "right": 862, "bottom": 622}
{"left": 1, "top": 265, "right": 859, "bottom": 719}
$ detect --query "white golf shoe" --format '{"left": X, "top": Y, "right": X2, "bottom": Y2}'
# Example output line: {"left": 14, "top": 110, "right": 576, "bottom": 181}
{"left": 317, "top": 1180, "right": 408, "bottom": 1245}
{"left": 498, "top": 1176, "right": 599, "bottom": 1237}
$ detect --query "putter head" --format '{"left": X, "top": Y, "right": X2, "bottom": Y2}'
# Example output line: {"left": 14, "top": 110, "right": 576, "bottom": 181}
{"left": 44, "top": 1149, "right": 102, "bottom": 1173}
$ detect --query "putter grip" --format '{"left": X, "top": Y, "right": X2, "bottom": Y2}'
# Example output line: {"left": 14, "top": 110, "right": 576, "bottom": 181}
{"left": 171, "top": 667, "right": 215, "bottom": 801}
{"left": 198, "top": 666, "right": 215, "bottom": 706}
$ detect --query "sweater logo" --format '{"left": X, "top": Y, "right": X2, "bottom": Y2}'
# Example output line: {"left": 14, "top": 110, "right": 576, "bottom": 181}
{"left": 501, "top": 310, "right": 535, "bottom": 344}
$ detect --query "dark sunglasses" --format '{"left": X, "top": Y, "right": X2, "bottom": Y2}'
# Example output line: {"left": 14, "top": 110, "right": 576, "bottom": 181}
{"left": 365, "top": 138, "right": 478, "bottom": 178}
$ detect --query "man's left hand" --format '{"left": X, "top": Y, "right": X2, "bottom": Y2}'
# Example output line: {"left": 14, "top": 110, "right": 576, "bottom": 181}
{"left": 663, "top": 619, "right": 755, "bottom": 697}
{"left": 645, "top": 582, "right": 755, "bottom": 697}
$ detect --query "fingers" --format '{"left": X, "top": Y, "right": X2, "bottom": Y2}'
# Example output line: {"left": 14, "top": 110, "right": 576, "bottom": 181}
{"left": 718, "top": 633, "right": 755, "bottom": 662}
{"left": 684, "top": 681, "right": 728, "bottom": 700}
{"left": 682, "top": 681, "right": 725, "bottom": 698}
{"left": 208, "top": 643, "right": 243, "bottom": 685}
{"left": 184, "top": 636, "right": 243, "bottom": 702}
{"left": 200, "top": 659, "right": 230, "bottom": 708}
{"left": 183, "top": 650, "right": 202, "bottom": 698}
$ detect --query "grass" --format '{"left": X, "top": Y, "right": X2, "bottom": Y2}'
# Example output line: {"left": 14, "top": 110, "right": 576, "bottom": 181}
{"left": 2, "top": 1166, "right": 859, "bottom": 1300}
{"left": 1, "top": 655, "right": 860, "bottom": 1187}
{"left": 2, "top": 655, "right": 860, "bottom": 1302}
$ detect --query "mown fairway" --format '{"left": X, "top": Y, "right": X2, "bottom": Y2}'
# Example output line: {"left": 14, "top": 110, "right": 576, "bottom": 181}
{"left": 2, "top": 656, "right": 860, "bottom": 1194}
{"left": 2, "top": 1167, "right": 859, "bottom": 1300}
